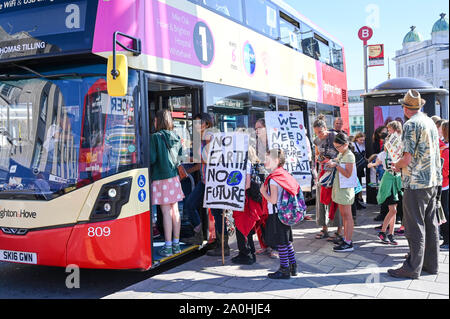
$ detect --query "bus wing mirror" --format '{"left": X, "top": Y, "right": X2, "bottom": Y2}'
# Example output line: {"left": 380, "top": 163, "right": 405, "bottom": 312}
{"left": 107, "top": 31, "right": 141, "bottom": 97}
{"left": 107, "top": 54, "right": 128, "bottom": 97}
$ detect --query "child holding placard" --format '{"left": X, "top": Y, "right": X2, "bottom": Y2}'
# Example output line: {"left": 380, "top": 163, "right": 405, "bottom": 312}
{"left": 326, "top": 133, "right": 357, "bottom": 252}
{"left": 368, "top": 121, "right": 403, "bottom": 245}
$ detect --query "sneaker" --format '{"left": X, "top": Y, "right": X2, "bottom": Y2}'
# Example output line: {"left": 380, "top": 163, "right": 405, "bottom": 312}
{"left": 158, "top": 245, "right": 173, "bottom": 257}
{"left": 333, "top": 241, "right": 354, "bottom": 252}
{"left": 333, "top": 236, "right": 344, "bottom": 246}
{"left": 440, "top": 243, "right": 449, "bottom": 251}
{"left": 377, "top": 232, "right": 390, "bottom": 244}
{"left": 387, "top": 234, "right": 398, "bottom": 245}
{"left": 172, "top": 243, "right": 181, "bottom": 254}
{"left": 394, "top": 228, "right": 405, "bottom": 236}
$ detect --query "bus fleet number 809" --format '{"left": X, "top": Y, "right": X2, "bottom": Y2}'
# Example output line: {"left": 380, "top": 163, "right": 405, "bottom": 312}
{"left": 87, "top": 226, "right": 111, "bottom": 238}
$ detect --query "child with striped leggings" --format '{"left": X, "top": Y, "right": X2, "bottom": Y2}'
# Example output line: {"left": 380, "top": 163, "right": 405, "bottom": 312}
{"left": 260, "top": 149, "right": 300, "bottom": 279}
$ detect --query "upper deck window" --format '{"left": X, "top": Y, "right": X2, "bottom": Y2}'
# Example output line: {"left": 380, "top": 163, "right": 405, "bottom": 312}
{"left": 331, "top": 42, "right": 344, "bottom": 72}
{"left": 245, "top": 0, "right": 279, "bottom": 39}
{"left": 279, "top": 11, "right": 301, "bottom": 50}
{"left": 315, "top": 33, "right": 331, "bottom": 65}
{"left": 300, "top": 22, "right": 317, "bottom": 60}
{"left": 200, "top": 0, "right": 244, "bottom": 22}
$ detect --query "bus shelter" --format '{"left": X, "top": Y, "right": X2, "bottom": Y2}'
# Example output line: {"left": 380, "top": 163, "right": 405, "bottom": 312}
{"left": 361, "top": 77, "right": 449, "bottom": 204}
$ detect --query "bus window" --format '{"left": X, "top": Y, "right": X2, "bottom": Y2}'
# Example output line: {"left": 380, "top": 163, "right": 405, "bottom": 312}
{"left": 315, "top": 33, "right": 331, "bottom": 66}
{"left": 277, "top": 96, "right": 289, "bottom": 111}
{"left": 244, "top": 0, "right": 279, "bottom": 39}
{"left": 205, "top": 82, "right": 250, "bottom": 132}
{"left": 301, "top": 23, "right": 318, "bottom": 60}
{"left": 279, "top": 11, "right": 301, "bottom": 50}
{"left": 331, "top": 42, "right": 344, "bottom": 72}
{"left": 201, "top": 0, "right": 244, "bottom": 22}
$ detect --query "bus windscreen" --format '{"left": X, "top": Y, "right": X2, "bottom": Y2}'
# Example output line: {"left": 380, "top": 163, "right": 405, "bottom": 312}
{"left": 0, "top": 66, "right": 140, "bottom": 200}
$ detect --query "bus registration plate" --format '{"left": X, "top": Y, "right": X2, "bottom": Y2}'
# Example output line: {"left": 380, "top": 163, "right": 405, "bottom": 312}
{"left": 0, "top": 250, "right": 37, "bottom": 264}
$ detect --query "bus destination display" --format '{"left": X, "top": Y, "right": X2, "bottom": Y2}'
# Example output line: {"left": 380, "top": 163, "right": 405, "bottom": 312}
{"left": 0, "top": 0, "right": 93, "bottom": 61}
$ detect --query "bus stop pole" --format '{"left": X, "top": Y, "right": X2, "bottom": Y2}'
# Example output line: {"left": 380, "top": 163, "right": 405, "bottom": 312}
{"left": 364, "top": 44, "right": 368, "bottom": 93}
{"left": 221, "top": 212, "right": 225, "bottom": 265}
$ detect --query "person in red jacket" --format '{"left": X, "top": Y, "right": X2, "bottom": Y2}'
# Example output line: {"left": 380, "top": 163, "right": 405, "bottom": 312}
{"left": 440, "top": 121, "right": 449, "bottom": 250}
{"left": 260, "top": 149, "right": 300, "bottom": 279}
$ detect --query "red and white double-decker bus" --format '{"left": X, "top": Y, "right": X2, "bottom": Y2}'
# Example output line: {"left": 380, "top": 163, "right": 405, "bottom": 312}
{"left": 0, "top": 0, "right": 347, "bottom": 270}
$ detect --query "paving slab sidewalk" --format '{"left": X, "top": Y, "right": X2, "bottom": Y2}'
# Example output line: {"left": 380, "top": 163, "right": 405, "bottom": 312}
{"left": 105, "top": 204, "right": 449, "bottom": 299}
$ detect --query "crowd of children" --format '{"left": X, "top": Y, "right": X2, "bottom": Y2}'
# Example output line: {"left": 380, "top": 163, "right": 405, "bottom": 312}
{"left": 149, "top": 106, "right": 449, "bottom": 280}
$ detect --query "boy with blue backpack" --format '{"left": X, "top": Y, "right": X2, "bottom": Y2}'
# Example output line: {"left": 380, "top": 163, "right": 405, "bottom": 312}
{"left": 260, "top": 149, "right": 307, "bottom": 279}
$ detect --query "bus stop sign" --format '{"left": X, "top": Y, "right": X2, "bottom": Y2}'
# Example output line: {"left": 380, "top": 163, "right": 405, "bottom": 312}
{"left": 358, "top": 26, "right": 373, "bottom": 45}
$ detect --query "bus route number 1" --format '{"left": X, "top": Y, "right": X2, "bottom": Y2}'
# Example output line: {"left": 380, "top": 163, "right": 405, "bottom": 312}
{"left": 88, "top": 227, "right": 111, "bottom": 238}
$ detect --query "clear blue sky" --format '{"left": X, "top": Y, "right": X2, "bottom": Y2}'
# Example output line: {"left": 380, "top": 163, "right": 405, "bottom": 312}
{"left": 284, "top": 0, "right": 449, "bottom": 91}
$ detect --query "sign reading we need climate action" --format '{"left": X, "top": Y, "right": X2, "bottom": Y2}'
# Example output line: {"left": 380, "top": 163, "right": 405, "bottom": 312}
{"left": 203, "top": 133, "right": 249, "bottom": 212}
{"left": 265, "top": 112, "right": 312, "bottom": 188}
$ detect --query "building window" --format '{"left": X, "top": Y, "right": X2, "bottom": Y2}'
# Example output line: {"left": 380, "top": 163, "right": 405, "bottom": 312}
{"left": 443, "top": 59, "right": 449, "bottom": 69}
{"left": 430, "top": 60, "right": 434, "bottom": 73}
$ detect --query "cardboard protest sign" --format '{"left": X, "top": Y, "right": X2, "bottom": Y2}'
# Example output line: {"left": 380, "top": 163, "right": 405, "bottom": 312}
{"left": 384, "top": 132, "right": 403, "bottom": 163}
{"left": 203, "top": 132, "right": 249, "bottom": 211}
{"left": 265, "top": 112, "right": 312, "bottom": 188}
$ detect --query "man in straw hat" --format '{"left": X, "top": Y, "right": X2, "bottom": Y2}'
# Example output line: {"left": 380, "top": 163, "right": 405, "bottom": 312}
{"left": 388, "top": 89, "right": 442, "bottom": 279}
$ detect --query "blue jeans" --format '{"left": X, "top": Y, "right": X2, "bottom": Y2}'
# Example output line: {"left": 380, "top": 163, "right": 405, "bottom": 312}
{"left": 183, "top": 182, "right": 226, "bottom": 234}
{"left": 211, "top": 207, "right": 227, "bottom": 236}
{"left": 183, "top": 182, "right": 204, "bottom": 228}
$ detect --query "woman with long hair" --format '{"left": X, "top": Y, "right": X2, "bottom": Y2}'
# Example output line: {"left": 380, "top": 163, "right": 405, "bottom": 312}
{"left": 150, "top": 109, "right": 185, "bottom": 256}
{"left": 326, "top": 132, "right": 357, "bottom": 252}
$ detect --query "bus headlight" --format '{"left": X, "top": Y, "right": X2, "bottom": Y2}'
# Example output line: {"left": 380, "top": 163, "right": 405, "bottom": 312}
{"left": 103, "top": 202, "right": 112, "bottom": 212}
{"left": 108, "top": 188, "right": 117, "bottom": 199}
{"left": 89, "top": 177, "right": 132, "bottom": 221}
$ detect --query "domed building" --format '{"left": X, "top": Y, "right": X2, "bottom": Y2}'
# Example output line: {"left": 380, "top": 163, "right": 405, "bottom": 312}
{"left": 392, "top": 13, "right": 449, "bottom": 91}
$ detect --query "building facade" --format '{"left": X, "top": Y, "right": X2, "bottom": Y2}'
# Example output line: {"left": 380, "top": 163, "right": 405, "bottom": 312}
{"left": 393, "top": 13, "right": 449, "bottom": 91}
{"left": 348, "top": 89, "right": 365, "bottom": 136}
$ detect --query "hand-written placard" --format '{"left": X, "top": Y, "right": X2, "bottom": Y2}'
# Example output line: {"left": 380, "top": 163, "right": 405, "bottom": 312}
{"left": 385, "top": 132, "right": 403, "bottom": 163}
{"left": 265, "top": 112, "right": 312, "bottom": 188}
{"left": 203, "top": 133, "right": 249, "bottom": 211}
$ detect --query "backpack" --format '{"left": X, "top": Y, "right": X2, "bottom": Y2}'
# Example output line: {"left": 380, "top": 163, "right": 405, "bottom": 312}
{"left": 277, "top": 187, "right": 307, "bottom": 227}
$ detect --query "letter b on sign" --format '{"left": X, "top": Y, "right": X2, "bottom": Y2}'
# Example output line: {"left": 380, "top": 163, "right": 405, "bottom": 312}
{"left": 358, "top": 26, "right": 373, "bottom": 45}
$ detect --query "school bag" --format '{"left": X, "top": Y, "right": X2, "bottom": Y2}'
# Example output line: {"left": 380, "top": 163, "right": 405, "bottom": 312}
{"left": 277, "top": 187, "right": 307, "bottom": 226}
